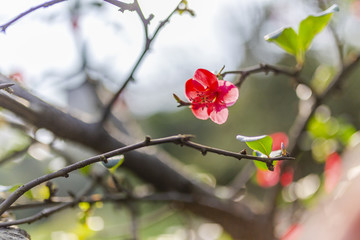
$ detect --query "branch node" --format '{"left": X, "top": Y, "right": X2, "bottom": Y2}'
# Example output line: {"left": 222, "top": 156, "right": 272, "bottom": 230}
{"left": 145, "top": 14, "right": 154, "bottom": 25}
{"left": 100, "top": 155, "right": 108, "bottom": 164}
{"left": 144, "top": 135, "right": 151, "bottom": 144}
{"left": 240, "top": 149, "right": 247, "bottom": 155}
{"left": 201, "top": 149, "right": 207, "bottom": 156}
{"left": 266, "top": 161, "right": 274, "bottom": 171}
{"left": 182, "top": 134, "right": 195, "bottom": 141}
{"left": 117, "top": 2, "right": 137, "bottom": 13}
{"left": 63, "top": 173, "right": 69, "bottom": 178}
{"left": 177, "top": 134, "right": 194, "bottom": 146}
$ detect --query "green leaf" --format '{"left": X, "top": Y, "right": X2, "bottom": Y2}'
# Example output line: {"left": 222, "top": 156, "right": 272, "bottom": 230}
{"left": 298, "top": 4, "right": 339, "bottom": 50}
{"left": 102, "top": 155, "right": 124, "bottom": 174}
{"left": 264, "top": 4, "right": 339, "bottom": 66}
{"left": 236, "top": 135, "right": 273, "bottom": 157}
{"left": 253, "top": 151, "right": 268, "bottom": 170}
{"left": 264, "top": 27, "right": 298, "bottom": 56}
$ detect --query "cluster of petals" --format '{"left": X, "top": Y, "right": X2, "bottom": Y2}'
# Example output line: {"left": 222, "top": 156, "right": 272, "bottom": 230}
{"left": 185, "top": 68, "right": 239, "bottom": 124}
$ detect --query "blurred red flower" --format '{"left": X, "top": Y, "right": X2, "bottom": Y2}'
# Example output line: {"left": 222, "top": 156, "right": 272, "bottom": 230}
{"left": 256, "top": 165, "right": 281, "bottom": 188}
{"left": 270, "top": 132, "right": 289, "bottom": 151}
{"left": 256, "top": 132, "right": 293, "bottom": 188}
{"left": 324, "top": 152, "right": 342, "bottom": 193}
{"left": 9, "top": 72, "right": 23, "bottom": 83}
{"left": 185, "top": 68, "right": 238, "bottom": 124}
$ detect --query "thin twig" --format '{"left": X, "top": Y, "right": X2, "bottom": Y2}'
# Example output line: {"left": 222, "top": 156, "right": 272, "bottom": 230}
{"left": 128, "top": 203, "right": 139, "bottom": 240}
{"left": 181, "top": 140, "right": 295, "bottom": 162}
{"left": 1, "top": 191, "right": 193, "bottom": 227}
{"left": 318, "top": 0, "right": 344, "bottom": 67}
{"left": 0, "top": 134, "right": 295, "bottom": 216}
{"left": 8, "top": 192, "right": 193, "bottom": 211}
{"left": 267, "top": 53, "right": 360, "bottom": 224}
{"left": 103, "top": 0, "right": 136, "bottom": 12}
{"left": 289, "top": 54, "right": 360, "bottom": 156}
{"left": 0, "top": 180, "right": 96, "bottom": 227}
{"left": 100, "top": 0, "right": 183, "bottom": 124}
{"left": 221, "top": 64, "right": 302, "bottom": 88}
{"left": 0, "top": 0, "right": 67, "bottom": 33}
{"left": 0, "top": 135, "right": 189, "bottom": 215}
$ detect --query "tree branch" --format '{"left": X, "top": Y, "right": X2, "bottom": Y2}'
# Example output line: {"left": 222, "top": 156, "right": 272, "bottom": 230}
{"left": 0, "top": 135, "right": 191, "bottom": 215}
{"left": 181, "top": 140, "right": 295, "bottom": 163}
{"left": 2, "top": 191, "right": 194, "bottom": 227}
{"left": 0, "top": 134, "right": 294, "bottom": 216}
{"left": 0, "top": 180, "right": 96, "bottom": 227}
{"left": 0, "top": 73, "right": 214, "bottom": 197}
{"left": 289, "top": 54, "right": 360, "bottom": 156}
{"left": 0, "top": 0, "right": 67, "bottom": 33}
{"left": 266, "top": 53, "right": 360, "bottom": 233}
{"left": 103, "top": 0, "right": 137, "bottom": 12}
{"left": 8, "top": 192, "right": 194, "bottom": 212}
{"left": 100, "top": 0, "right": 183, "bottom": 124}
{"left": 221, "top": 64, "right": 303, "bottom": 88}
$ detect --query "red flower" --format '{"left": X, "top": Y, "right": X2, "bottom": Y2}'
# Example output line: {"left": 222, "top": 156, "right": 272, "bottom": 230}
{"left": 281, "top": 166, "right": 294, "bottom": 187}
{"left": 270, "top": 132, "right": 289, "bottom": 151}
{"left": 324, "top": 152, "right": 342, "bottom": 193}
{"left": 256, "top": 165, "right": 280, "bottom": 188}
{"left": 185, "top": 69, "right": 239, "bottom": 124}
{"left": 9, "top": 72, "right": 23, "bottom": 83}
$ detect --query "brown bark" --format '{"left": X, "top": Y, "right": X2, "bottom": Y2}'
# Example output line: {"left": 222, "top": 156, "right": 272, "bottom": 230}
{"left": 0, "top": 74, "right": 269, "bottom": 239}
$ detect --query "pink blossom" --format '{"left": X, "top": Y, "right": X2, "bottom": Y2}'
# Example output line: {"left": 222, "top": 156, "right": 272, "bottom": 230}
{"left": 185, "top": 68, "right": 238, "bottom": 124}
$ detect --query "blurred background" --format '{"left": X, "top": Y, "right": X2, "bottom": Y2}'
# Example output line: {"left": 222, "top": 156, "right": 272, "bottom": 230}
{"left": 0, "top": 0, "right": 360, "bottom": 239}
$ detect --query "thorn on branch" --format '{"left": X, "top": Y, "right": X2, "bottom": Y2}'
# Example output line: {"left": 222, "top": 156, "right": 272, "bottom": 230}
{"left": 145, "top": 136, "right": 151, "bottom": 144}
{"left": 100, "top": 155, "right": 108, "bottom": 164}
{"left": 145, "top": 14, "right": 154, "bottom": 25}
{"left": 260, "top": 64, "right": 270, "bottom": 75}
{"left": 266, "top": 161, "right": 274, "bottom": 171}
{"left": 201, "top": 148, "right": 207, "bottom": 156}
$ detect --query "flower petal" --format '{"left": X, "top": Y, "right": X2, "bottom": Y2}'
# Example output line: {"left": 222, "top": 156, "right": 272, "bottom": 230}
{"left": 209, "top": 104, "right": 228, "bottom": 124}
{"left": 185, "top": 79, "right": 205, "bottom": 101}
{"left": 217, "top": 80, "right": 239, "bottom": 106}
{"left": 270, "top": 132, "right": 289, "bottom": 151}
{"left": 193, "top": 69, "right": 218, "bottom": 90}
{"left": 191, "top": 104, "right": 209, "bottom": 120}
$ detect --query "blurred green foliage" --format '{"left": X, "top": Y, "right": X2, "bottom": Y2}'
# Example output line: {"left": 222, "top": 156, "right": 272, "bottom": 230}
{"left": 1, "top": 1, "right": 360, "bottom": 239}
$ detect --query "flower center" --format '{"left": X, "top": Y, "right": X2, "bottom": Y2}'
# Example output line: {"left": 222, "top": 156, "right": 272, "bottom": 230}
{"left": 190, "top": 90, "right": 219, "bottom": 108}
